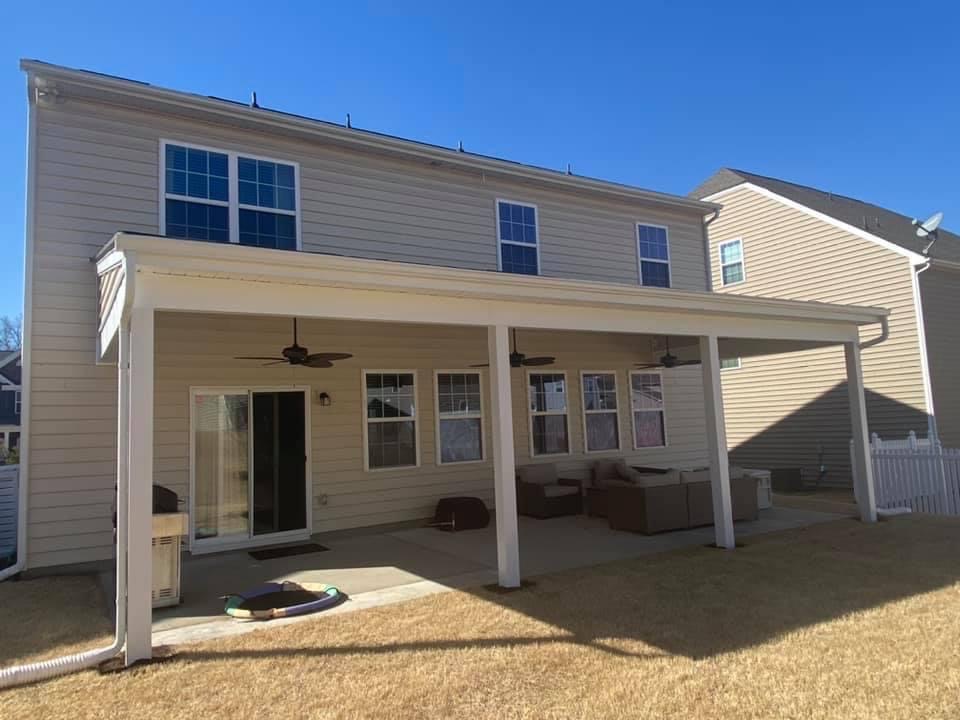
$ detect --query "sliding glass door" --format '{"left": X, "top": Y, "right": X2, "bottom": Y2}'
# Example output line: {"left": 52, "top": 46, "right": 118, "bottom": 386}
{"left": 192, "top": 388, "right": 308, "bottom": 549}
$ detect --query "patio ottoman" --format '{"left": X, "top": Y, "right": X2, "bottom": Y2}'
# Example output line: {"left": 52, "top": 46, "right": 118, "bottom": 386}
{"left": 432, "top": 497, "right": 490, "bottom": 532}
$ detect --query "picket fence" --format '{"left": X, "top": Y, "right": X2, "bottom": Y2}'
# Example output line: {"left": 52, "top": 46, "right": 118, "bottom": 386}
{"left": 864, "top": 433, "right": 960, "bottom": 515}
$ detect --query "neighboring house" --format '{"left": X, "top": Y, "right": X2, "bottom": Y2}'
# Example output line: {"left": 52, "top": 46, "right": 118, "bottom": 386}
{"left": 692, "top": 168, "right": 958, "bottom": 483}
{"left": 15, "top": 61, "right": 885, "bottom": 663}
{"left": 0, "top": 350, "right": 22, "bottom": 457}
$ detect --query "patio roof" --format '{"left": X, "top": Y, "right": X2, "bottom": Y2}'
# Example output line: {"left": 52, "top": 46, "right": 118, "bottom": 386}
{"left": 96, "top": 233, "right": 888, "bottom": 364}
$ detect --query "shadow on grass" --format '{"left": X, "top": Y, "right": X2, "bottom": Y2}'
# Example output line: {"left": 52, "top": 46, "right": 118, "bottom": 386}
{"left": 171, "top": 516, "right": 960, "bottom": 665}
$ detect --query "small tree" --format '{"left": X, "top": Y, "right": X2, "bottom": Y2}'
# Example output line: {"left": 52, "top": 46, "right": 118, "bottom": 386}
{"left": 0, "top": 314, "right": 22, "bottom": 351}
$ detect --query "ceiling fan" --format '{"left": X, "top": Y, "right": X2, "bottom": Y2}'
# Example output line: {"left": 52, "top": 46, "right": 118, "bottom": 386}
{"left": 235, "top": 318, "right": 352, "bottom": 368}
{"left": 472, "top": 329, "right": 555, "bottom": 368}
{"left": 635, "top": 337, "right": 700, "bottom": 369}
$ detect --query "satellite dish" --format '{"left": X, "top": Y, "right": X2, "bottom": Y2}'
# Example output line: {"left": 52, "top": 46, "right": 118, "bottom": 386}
{"left": 912, "top": 211, "right": 944, "bottom": 256}
{"left": 913, "top": 211, "right": 943, "bottom": 238}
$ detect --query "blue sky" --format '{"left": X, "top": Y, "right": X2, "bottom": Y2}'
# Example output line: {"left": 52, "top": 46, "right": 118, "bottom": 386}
{"left": 2, "top": 1, "right": 958, "bottom": 319}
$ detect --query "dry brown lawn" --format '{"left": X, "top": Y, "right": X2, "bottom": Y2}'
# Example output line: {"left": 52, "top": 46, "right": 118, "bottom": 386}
{"left": 3, "top": 515, "right": 960, "bottom": 719}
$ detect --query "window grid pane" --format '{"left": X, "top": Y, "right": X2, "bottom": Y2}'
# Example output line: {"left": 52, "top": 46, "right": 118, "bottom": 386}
{"left": 165, "top": 199, "right": 229, "bottom": 243}
{"left": 165, "top": 144, "right": 229, "bottom": 202}
{"left": 238, "top": 209, "right": 297, "bottom": 250}
{"left": 640, "top": 261, "right": 670, "bottom": 288}
{"left": 366, "top": 373, "right": 417, "bottom": 469}
{"left": 499, "top": 201, "right": 539, "bottom": 275}
{"left": 528, "top": 374, "right": 567, "bottom": 413}
{"left": 722, "top": 262, "right": 744, "bottom": 285}
{"left": 439, "top": 418, "right": 482, "bottom": 463}
{"left": 532, "top": 415, "right": 569, "bottom": 455}
{"left": 582, "top": 373, "right": 618, "bottom": 411}
{"left": 586, "top": 413, "right": 619, "bottom": 452}
{"left": 238, "top": 157, "right": 296, "bottom": 212}
{"left": 638, "top": 225, "right": 669, "bottom": 261}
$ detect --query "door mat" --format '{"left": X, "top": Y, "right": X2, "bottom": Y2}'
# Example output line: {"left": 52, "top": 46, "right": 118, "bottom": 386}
{"left": 249, "top": 543, "right": 330, "bottom": 561}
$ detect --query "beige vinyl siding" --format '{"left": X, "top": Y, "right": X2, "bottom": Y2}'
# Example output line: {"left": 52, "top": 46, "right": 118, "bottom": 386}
{"left": 708, "top": 186, "right": 928, "bottom": 481}
{"left": 919, "top": 267, "right": 960, "bottom": 447}
{"left": 154, "top": 314, "right": 707, "bottom": 535}
{"left": 26, "top": 93, "right": 710, "bottom": 566}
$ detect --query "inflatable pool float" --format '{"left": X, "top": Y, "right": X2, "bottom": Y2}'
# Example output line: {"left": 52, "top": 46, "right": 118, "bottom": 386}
{"left": 223, "top": 581, "right": 346, "bottom": 620}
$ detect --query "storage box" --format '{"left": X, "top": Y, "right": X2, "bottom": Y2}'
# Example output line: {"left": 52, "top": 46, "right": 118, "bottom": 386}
{"left": 742, "top": 469, "right": 773, "bottom": 510}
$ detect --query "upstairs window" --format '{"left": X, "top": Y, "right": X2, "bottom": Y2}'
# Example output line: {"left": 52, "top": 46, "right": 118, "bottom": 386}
{"left": 238, "top": 157, "right": 298, "bottom": 250}
{"left": 161, "top": 141, "right": 300, "bottom": 250}
{"left": 719, "top": 239, "right": 745, "bottom": 286}
{"left": 637, "top": 224, "right": 671, "bottom": 288}
{"left": 720, "top": 357, "right": 742, "bottom": 371}
{"left": 163, "top": 144, "right": 230, "bottom": 243}
{"left": 497, "top": 200, "right": 539, "bottom": 275}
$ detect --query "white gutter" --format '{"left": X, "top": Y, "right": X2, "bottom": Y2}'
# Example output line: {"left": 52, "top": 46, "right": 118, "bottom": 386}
{"left": 0, "top": 76, "right": 37, "bottom": 582}
{"left": 701, "top": 208, "right": 721, "bottom": 292}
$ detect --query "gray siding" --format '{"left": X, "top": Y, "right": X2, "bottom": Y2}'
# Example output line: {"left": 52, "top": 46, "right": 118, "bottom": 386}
{"left": 919, "top": 267, "right": 960, "bottom": 447}
{"left": 707, "top": 186, "right": 928, "bottom": 482}
{"left": 25, "top": 95, "right": 710, "bottom": 567}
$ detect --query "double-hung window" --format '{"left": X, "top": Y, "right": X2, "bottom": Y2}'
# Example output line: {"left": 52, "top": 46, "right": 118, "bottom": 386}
{"left": 719, "top": 239, "right": 745, "bottom": 286}
{"left": 637, "top": 224, "right": 671, "bottom": 288}
{"left": 720, "top": 357, "right": 742, "bottom": 371}
{"left": 161, "top": 140, "right": 299, "bottom": 250}
{"left": 435, "top": 372, "right": 484, "bottom": 464}
{"left": 14, "top": 391, "right": 21, "bottom": 417}
{"left": 528, "top": 372, "right": 569, "bottom": 455}
{"left": 581, "top": 372, "right": 620, "bottom": 452}
{"left": 629, "top": 371, "right": 666, "bottom": 448}
{"left": 497, "top": 200, "right": 539, "bottom": 275}
{"left": 363, "top": 371, "right": 418, "bottom": 470}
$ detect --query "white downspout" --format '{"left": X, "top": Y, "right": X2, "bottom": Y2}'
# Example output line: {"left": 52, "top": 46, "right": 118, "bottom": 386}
{"left": 0, "top": 315, "right": 131, "bottom": 689}
{"left": 701, "top": 208, "right": 720, "bottom": 292}
{"left": 912, "top": 259, "right": 939, "bottom": 442}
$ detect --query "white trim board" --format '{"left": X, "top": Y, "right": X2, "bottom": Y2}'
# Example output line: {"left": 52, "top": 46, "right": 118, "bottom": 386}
{"left": 701, "top": 182, "right": 927, "bottom": 266}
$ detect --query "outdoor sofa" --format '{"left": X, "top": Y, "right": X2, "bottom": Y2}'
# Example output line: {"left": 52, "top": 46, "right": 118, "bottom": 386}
{"left": 590, "top": 460, "right": 759, "bottom": 534}
{"left": 516, "top": 464, "right": 583, "bottom": 518}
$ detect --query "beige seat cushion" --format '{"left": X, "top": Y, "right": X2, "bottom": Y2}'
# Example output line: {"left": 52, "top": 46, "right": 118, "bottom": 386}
{"left": 632, "top": 469, "right": 681, "bottom": 488}
{"left": 680, "top": 469, "right": 710, "bottom": 485}
{"left": 729, "top": 465, "right": 746, "bottom": 480}
{"left": 542, "top": 485, "right": 580, "bottom": 498}
{"left": 518, "top": 464, "right": 558, "bottom": 486}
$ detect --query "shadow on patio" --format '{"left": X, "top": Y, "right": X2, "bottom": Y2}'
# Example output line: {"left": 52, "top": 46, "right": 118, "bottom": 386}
{"left": 166, "top": 513, "right": 960, "bottom": 663}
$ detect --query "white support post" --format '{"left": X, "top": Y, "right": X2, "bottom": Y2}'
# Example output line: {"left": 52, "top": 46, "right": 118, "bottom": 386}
{"left": 488, "top": 325, "right": 520, "bottom": 587}
{"left": 845, "top": 341, "right": 878, "bottom": 523}
{"left": 700, "top": 335, "right": 735, "bottom": 549}
{"left": 125, "top": 306, "right": 154, "bottom": 664}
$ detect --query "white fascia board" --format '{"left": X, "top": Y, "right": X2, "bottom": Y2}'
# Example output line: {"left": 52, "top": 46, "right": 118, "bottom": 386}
{"left": 111, "top": 233, "right": 887, "bottom": 329}
{"left": 701, "top": 182, "right": 928, "bottom": 266}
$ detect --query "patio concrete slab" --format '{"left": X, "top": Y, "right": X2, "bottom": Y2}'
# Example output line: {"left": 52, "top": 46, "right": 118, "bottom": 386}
{"left": 152, "top": 505, "right": 842, "bottom": 646}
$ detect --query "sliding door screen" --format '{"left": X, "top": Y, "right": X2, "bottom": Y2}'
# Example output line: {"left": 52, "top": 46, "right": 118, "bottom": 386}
{"left": 193, "top": 392, "right": 250, "bottom": 541}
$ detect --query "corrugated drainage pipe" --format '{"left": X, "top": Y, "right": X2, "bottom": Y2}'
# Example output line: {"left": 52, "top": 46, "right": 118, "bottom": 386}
{"left": 0, "top": 326, "right": 131, "bottom": 689}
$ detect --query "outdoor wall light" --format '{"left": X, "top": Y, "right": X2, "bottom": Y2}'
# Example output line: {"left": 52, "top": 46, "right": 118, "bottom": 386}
{"left": 317, "top": 391, "right": 332, "bottom": 407}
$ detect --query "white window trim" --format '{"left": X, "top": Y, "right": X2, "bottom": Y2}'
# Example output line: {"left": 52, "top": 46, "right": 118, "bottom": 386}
{"left": 579, "top": 370, "right": 621, "bottom": 454}
{"left": 720, "top": 357, "right": 742, "bottom": 371}
{"left": 718, "top": 238, "right": 746, "bottom": 287}
{"left": 433, "top": 369, "right": 487, "bottom": 466}
{"left": 159, "top": 139, "right": 302, "bottom": 250}
{"left": 636, "top": 222, "right": 672, "bottom": 288}
{"left": 496, "top": 198, "right": 541, "bottom": 275}
{"left": 628, "top": 370, "right": 668, "bottom": 450}
{"left": 526, "top": 369, "right": 571, "bottom": 457}
{"left": 362, "top": 369, "right": 420, "bottom": 472}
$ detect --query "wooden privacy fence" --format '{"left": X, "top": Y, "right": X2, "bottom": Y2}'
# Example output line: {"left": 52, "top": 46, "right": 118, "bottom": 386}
{"left": 858, "top": 433, "right": 960, "bottom": 515}
{"left": 0, "top": 465, "right": 18, "bottom": 560}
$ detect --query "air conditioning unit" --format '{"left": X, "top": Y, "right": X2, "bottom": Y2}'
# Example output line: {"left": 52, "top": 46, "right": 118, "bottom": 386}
{"left": 151, "top": 512, "right": 188, "bottom": 608}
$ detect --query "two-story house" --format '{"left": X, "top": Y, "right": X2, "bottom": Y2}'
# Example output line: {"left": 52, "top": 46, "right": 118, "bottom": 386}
{"left": 693, "top": 169, "right": 959, "bottom": 484}
{"left": 0, "top": 349, "right": 22, "bottom": 457}
{"left": 12, "top": 61, "right": 886, "bottom": 664}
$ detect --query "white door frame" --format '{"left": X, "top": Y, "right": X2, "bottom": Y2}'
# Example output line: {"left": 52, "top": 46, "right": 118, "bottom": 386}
{"left": 188, "top": 385, "right": 312, "bottom": 554}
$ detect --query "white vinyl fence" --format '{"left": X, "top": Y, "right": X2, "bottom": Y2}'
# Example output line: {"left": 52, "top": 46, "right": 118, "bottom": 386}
{"left": 860, "top": 433, "right": 960, "bottom": 515}
{"left": 0, "top": 465, "right": 18, "bottom": 560}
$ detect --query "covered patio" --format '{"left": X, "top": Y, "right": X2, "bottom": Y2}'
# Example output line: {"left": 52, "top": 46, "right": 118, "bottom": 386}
{"left": 96, "top": 232, "right": 887, "bottom": 665}
{"left": 153, "top": 503, "right": 845, "bottom": 645}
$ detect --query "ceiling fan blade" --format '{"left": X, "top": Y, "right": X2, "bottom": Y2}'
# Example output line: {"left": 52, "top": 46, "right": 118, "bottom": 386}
{"left": 306, "top": 352, "right": 353, "bottom": 362}
{"left": 470, "top": 363, "right": 490, "bottom": 368}
{"left": 303, "top": 357, "right": 334, "bottom": 368}
{"left": 634, "top": 363, "right": 663, "bottom": 369}
{"left": 675, "top": 359, "right": 701, "bottom": 366}
{"left": 262, "top": 360, "right": 290, "bottom": 366}
{"left": 522, "top": 356, "right": 555, "bottom": 366}
{"left": 235, "top": 356, "right": 286, "bottom": 361}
